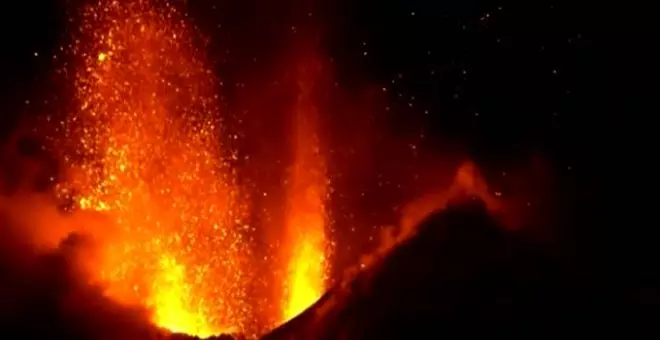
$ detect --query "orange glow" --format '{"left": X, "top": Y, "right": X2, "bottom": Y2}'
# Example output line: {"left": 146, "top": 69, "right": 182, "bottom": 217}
{"left": 148, "top": 255, "right": 215, "bottom": 336}
{"left": 55, "top": 0, "right": 251, "bottom": 337}
{"left": 282, "top": 60, "right": 331, "bottom": 321}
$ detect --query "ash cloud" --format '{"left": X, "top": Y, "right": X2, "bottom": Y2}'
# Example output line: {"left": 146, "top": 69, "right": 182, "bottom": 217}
{"left": 0, "top": 200, "right": 161, "bottom": 340}
{"left": 0, "top": 135, "right": 165, "bottom": 340}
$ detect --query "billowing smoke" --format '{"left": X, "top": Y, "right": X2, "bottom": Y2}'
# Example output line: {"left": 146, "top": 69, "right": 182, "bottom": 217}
{"left": 0, "top": 135, "right": 167, "bottom": 340}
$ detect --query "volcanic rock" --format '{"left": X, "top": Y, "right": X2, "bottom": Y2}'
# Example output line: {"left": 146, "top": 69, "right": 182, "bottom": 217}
{"left": 260, "top": 197, "right": 624, "bottom": 339}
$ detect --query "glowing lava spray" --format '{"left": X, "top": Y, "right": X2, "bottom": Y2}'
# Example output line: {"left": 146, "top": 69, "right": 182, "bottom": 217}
{"left": 56, "top": 0, "right": 252, "bottom": 336}
{"left": 282, "top": 59, "right": 331, "bottom": 321}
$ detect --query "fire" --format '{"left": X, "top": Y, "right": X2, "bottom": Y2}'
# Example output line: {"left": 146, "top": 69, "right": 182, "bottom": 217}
{"left": 284, "top": 226, "right": 328, "bottom": 320}
{"left": 282, "top": 60, "right": 331, "bottom": 321}
{"left": 149, "top": 255, "right": 215, "bottom": 336}
{"left": 55, "top": 0, "right": 251, "bottom": 336}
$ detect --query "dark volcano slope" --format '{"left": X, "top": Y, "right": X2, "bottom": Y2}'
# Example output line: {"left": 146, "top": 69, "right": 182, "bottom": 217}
{"left": 0, "top": 231, "right": 165, "bottom": 340}
{"left": 261, "top": 198, "right": 629, "bottom": 339}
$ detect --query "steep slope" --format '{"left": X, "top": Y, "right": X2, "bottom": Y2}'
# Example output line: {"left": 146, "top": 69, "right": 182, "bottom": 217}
{"left": 261, "top": 198, "right": 611, "bottom": 339}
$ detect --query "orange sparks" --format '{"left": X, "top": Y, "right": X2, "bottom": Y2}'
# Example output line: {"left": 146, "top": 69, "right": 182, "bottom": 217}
{"left": 282, "top": 59, "right": 331, "bottom": 321}
{"left": 56, "top": 0, "right": 251, "bottom": 337}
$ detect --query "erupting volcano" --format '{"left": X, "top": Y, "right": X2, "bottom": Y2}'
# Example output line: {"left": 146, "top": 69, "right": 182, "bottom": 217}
{"left": 39, "top": 0, "right": 339, "bottom": 337}
{"left": 11, "top": 0, "right": 502, "bottom": 337}
{"left": 0, "top": 0, "right": 635, "bottom": 338}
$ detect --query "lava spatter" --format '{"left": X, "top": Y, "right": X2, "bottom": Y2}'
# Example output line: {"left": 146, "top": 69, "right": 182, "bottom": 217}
{"left": 54, "top": 0, "right": 252, "bottom": 336}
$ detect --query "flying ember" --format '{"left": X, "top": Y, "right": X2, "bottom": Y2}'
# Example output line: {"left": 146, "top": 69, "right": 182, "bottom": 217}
{"left": 55, "top": 0, "right": 252, "bottom": 336}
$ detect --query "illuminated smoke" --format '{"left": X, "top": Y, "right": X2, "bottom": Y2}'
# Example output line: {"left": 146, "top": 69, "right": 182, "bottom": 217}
{"left": 281, "top": 58, "right": 331, "bottom": 322}
{"left": 336, "top": 161, "right": 495, "bottom": 287}
{"left": 52, "top": 0, "right": 252, "bottom": 336}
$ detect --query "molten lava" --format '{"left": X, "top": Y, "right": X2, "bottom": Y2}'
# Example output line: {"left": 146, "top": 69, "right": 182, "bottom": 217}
{"left": 54, "top": 0, "right": 251, "bottom": 336}
{"left": 282, "top": 61, "right": 331, "bottom": 321}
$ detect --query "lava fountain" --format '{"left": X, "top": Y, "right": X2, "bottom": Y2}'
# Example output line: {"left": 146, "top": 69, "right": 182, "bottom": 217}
{"left": 281, "top": 58, "right": 331, "bottom": 322}
{"left": 53, "top": 0, "right": 252, "bottom": 336}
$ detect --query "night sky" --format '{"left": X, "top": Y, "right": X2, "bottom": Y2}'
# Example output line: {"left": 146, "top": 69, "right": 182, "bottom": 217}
{"left": 1, "top": 0, "right": 656, "bottom": 297}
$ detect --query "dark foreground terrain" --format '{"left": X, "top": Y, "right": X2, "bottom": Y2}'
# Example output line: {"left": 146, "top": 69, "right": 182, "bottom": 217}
{"left": 259, "top": 198, "right": 655, "bottom": 339}
{"left": 1, "top": 197, "right": 656, "bottom": 340}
